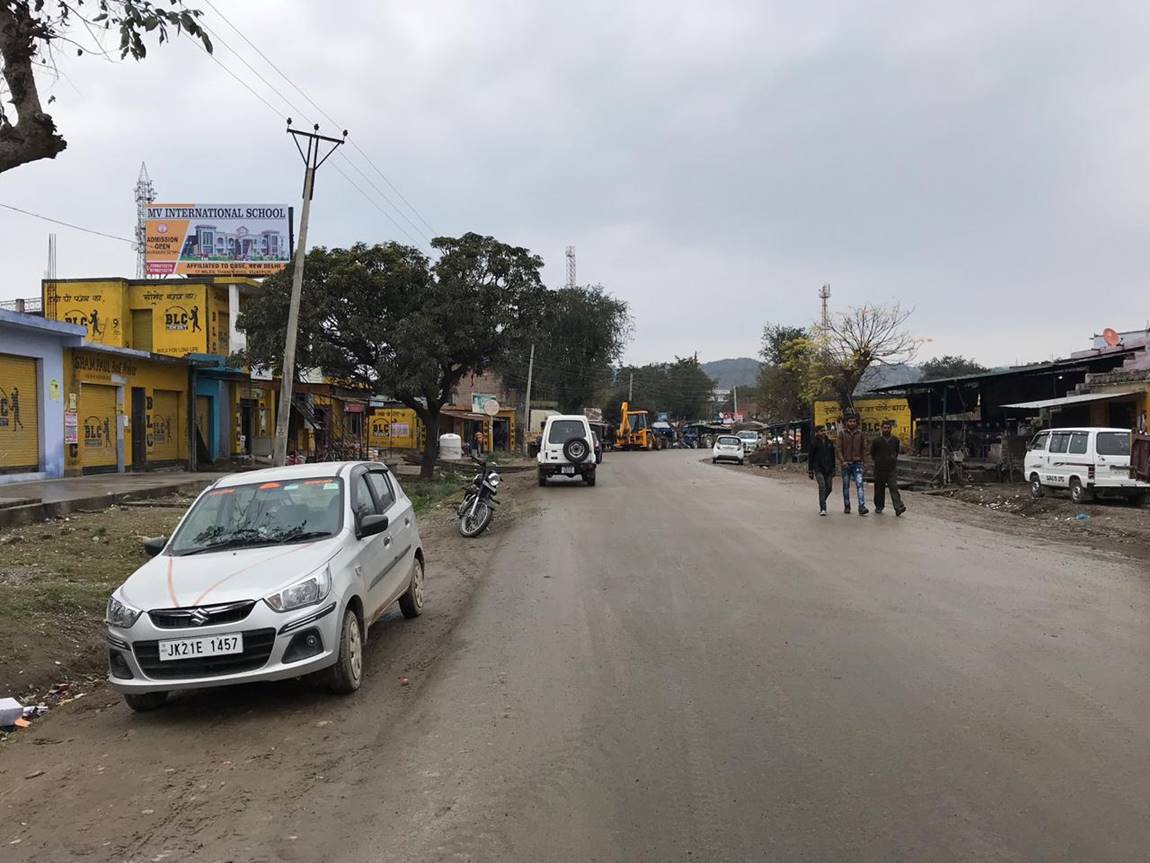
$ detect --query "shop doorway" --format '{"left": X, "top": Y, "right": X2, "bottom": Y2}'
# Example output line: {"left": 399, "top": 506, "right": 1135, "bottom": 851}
{"left": 131, "top": 388, "right": 147, "bottom": 471}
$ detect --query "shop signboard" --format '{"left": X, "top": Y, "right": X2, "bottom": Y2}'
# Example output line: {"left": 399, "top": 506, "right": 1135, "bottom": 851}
{"left": 814, "top": 397, "right": 912, "bottom": 442}
{"left": 145, "top": 204, "right": 292, "bottom": 276}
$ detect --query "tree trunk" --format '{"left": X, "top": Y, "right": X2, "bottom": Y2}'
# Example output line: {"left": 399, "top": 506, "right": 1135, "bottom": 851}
{"left": 0, "top": 5, "right": 68, "bottom": 174}
{"left": 417, "top": 405, "right": 441, "bottom": 478}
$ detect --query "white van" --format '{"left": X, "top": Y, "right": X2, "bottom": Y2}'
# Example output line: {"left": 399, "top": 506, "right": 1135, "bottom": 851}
{"left": 1024, "top": 427, "right": 1150, "bottom": 504}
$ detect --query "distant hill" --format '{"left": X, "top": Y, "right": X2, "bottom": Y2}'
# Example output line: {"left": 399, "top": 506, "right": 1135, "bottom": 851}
{"left": 701, "top": 357, "right": 761, "bottom": 389}
{"left": 857, "top": 362, "right": 922, "bottom": 393}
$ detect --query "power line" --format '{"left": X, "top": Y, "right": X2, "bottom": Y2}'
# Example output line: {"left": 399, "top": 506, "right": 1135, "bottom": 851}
{"left": 201, "top": 0, "right": 437, "bottom": 238}
{"left": 0, "top": 202, "right": 136, "bottom": 244}
{"left": 192, "top": 41, "right": 429, "bottom": 251}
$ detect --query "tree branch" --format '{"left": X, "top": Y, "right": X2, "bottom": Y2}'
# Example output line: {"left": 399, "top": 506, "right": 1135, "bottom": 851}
{"left": 0, "top": 3, "right": 67, "bottom": 172}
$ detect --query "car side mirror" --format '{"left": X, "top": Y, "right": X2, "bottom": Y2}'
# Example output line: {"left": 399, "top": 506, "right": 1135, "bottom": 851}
{"left": 358, "top": 513, "right": 389, "bottom": 538}
{"left": 143, "top": 536, "right": 167, "bottom": 557}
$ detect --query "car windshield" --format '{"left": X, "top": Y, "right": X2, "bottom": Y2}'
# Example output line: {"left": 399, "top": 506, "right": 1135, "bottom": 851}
{"left": 738, "top": 432, "right": 756, "bottom": 439}
{"left": 718, "top": 436, "right": 741, "bottom": 445}
{"left": 1096, "top": 431, "right": 1130, "bottom": 456}
{"left": 169, "top": 477, "right": 344, "bottom": 556}
{"left": 548, "top": 420, "right": 587, "bottom": 443}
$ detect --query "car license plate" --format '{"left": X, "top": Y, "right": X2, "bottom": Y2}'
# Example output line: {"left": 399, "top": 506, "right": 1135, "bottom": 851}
{"left": 562, "top": 465, "right": 575, "bottom": 475}
{"left": 157, "top": 633, "right": 243, "bottom": 661}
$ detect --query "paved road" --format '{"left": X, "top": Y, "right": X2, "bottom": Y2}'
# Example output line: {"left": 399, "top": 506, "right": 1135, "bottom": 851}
{"left": 6, "top": 450, "right": 1150, "bottom": 861}
{"left": 287, "top": 450, "right": 1150, "bottom": 861}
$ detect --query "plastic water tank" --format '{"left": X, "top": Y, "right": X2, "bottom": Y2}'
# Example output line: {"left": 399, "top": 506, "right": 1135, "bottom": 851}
{"left": 438, "top": 432, "right": 463, "bottom": 460}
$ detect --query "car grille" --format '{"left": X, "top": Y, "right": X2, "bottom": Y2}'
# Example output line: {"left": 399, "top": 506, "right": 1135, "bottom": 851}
{"left": 147, "top": 600, "right": 256, "bottom": 629}
{"left": 133, "top": 628, "right": 277, "bottom": 679}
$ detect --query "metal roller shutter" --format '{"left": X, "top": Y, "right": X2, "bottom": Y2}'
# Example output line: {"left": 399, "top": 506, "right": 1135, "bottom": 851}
{"left": 81, "top": 384, "right": 118, "bottom": 471}
{"left": 150, "top": 390, "right": 181, "bottom": 464}
{"left": 0, "top": 353, "right": 40, "bottom": 473}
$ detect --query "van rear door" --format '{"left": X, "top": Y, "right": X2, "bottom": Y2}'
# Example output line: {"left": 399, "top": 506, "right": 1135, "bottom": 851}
{"left": 1094, "top": 430, "right": 1134, "bottom": 487}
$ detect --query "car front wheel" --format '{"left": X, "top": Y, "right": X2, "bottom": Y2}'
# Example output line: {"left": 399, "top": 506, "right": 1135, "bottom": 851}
{"left": 123, "top": 691, "right": 168, "bottom": 712}
{"left": 328, "top": 607, "right": 364, "bottom": 694}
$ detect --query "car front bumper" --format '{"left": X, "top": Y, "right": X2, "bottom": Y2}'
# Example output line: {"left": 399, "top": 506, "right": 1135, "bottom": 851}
{"left": 106, "top": 600, "right": 342, "bottom": 694}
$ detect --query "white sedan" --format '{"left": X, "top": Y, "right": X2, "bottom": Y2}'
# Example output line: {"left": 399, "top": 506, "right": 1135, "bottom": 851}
{"left": 105, "top": 462, "right": 425, "bottom": 711}
{"left": 713, "top": 435, "right": 745, "bottom": 465}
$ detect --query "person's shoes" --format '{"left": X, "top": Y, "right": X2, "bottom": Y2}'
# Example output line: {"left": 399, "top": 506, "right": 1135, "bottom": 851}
{"left": 858, "top": 505, "right": 869, "bottom": 516}
{"left": 844, "top": 504, "right": 851, "bottom": 514}
{"left": 874, "top": 508, "right": 884, "bottom": 514}
{"left": 819, "top": 509, "right": 827, "bottom": 516}
{"left": 895, "top": 505, "right": 907, "bottom": 517}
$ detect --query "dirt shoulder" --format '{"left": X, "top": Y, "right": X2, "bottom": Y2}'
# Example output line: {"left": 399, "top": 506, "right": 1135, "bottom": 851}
{"left": 714, "top": 459, "right": 1150, "bottom": 563}
{"left": 0, "top": 471, "right": 534, "bottom": 861}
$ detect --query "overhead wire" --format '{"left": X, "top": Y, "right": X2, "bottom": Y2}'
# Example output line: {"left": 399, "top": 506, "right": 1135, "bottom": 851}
{"left": 200, "top": 0, "right": 437, "bottom": 239}
{"left": 190, "top": 37, "right": 430, "bottom": 252}
{"left": 0, "top": 202, "right": 136, "bottom": 244}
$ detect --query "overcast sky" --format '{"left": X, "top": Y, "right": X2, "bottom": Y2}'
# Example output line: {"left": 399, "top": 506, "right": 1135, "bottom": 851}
{"left": 3, "top": 1, "right": 1150, "bottom": 366}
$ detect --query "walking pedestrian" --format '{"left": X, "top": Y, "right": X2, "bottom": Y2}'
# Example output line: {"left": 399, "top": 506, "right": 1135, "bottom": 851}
{"left": 871, "top": 419, "right": 906, "bottom": 516}
{"left": 838, "top": 413, "right": 868, "bottom": 515}
{"left": 808, "top": 425, "right": 836, "bottom": 516}
{"left": 473, "top": 428, "right": 486, "bottom": 457}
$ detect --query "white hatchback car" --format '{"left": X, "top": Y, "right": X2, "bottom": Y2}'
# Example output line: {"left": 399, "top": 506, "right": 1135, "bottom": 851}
{"left": 713, "top": 434, "right": 745, "bottom": 465}
{"left": 105, "top": 462, "right": 425, "bottom": 711}
{"left": 1024, "top": 427, "right": 1150, "bottom": 504}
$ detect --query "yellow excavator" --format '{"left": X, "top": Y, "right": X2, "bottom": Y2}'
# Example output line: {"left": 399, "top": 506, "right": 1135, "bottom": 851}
{"left": 616, "top": 401, "right": 655, "bottom": 450}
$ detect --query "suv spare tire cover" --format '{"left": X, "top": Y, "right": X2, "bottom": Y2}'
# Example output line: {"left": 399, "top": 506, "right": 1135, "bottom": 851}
{"left": 563, "top": 437, "right": 590, "bottom": 463}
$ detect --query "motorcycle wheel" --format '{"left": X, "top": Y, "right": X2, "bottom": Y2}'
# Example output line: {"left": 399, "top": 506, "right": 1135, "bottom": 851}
{"left": 458, "top": 499, "right": 494, "bottom": 537}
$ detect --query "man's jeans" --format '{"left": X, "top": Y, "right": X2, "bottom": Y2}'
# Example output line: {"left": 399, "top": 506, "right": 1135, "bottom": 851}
{"left": 814, "top": 471, "right": 834, "bottom": 511}
{"left": 842, "top": 462, "right": 865, "bottom": 508}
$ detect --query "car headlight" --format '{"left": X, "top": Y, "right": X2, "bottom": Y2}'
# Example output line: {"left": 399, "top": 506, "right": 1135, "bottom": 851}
{"left": 264, "top": 566, "right": 332, "bottom": 613}
{"left": 106, "top": 595, "right": 142, "bottom": 629}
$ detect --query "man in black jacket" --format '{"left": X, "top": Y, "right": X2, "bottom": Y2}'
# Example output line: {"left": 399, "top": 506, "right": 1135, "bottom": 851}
{"left": 808, "top": 425, "right": 836, "bottom": 516}
{"left": 870, "top": 419, "right": 906, "bottom": 516}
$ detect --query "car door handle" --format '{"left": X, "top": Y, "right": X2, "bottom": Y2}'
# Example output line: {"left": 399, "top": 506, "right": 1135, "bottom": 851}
{"left": 383, "top": 537, "right": 392, "bottom": 548}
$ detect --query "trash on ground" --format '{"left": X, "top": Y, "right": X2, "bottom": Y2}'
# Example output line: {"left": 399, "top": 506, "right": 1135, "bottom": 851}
{"left": 1075, "top": 512, "right": 1090, "bottom": 521}
{"left": 0, "top": 697, "right": 24, "bottom": 726}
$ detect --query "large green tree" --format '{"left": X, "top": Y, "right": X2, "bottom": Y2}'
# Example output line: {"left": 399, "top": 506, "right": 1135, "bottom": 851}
{"left": 756, "top": 322, "right": 811, "bottom": 423}
{"left": 0, "top": 1, "right": 210, "bottom": 174}
{"left": 497, "top": 284, "right": 631, "bottom": 415}
{"left": 238, "top": 234, "right": 546, "bottom": 476}
{"left": 920, "top": 354, "right": 988, "bottom": 380}
{"left": 601, "top": 357, "right": 716, "bottom": 424}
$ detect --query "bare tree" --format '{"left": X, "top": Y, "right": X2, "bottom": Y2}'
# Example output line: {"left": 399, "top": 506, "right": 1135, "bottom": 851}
{"left": 821, "top": 302, "right": 920, "bottom": 408}
{"left": 0, "top": 1, "right": 210, "bottom": 175}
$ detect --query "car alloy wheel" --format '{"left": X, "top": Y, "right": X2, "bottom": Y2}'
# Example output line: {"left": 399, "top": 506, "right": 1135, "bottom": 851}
{"left": 400, "top": 556, "right": 425, "bottom": 618}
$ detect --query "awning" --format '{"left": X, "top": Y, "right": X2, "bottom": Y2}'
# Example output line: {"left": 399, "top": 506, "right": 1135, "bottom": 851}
{"left": 1002, "top": 388, "right": 1143, "bottom": 411}
{"left": 442, "top": 409, "right": 488, "bottom": 422}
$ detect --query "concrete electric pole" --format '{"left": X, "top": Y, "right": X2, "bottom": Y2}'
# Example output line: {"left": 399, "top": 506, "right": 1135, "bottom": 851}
{"left": 629, "top": 372, "right": 634, "bottom": 403}
{"left": 522, "top": 343, "right": 535, "bottom": 455}
{"left": 273, "top": 121, "right": 347, "bottom": 467}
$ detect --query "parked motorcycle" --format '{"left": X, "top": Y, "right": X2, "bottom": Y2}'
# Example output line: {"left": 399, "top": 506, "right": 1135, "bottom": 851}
{"left": 457, "top": 459, "right": 501, "bottom": 537}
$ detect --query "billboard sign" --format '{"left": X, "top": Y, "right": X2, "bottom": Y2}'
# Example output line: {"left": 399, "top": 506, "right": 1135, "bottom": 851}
{"left": 145, "top": 204, "right": 292, "bottom": 276}
{"left": 814, "top": 397, "right": 912, "bottom": 443}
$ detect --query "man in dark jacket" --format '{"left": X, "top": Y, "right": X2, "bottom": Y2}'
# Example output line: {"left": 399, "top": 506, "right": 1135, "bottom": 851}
{"left": 838, "top": 413, "right": 868, "bottom": 515}
{"left": 870, "top": 419, "right": 906, "bottom": 516}
{"left": 808, "top": 425, "right": 836, "bottom": 516}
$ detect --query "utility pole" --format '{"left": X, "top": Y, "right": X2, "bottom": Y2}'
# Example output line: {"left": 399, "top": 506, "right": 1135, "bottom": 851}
{"left": 629, "top": 371, "right": 634, "bottom": 403}
{"left": 819, "top": 283, "right": 831, "bottom": 330}
{"left": 273, "top": 120, "right": 347, "bottom": 467}
{"left": 733, "top": 385, "right": 738, "bottom": 414}
{"left": 522, "top": 343, "right": 535, "bottom": 455}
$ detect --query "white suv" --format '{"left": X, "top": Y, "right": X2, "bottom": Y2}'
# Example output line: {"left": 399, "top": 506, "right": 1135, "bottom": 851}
{"left": 1025, "top": 427, "right": 1150, "bottom": 504}
{"left": 105, "top": 462, "right": 425, "bottom": 711}
{"left": 537, "top": 415, "right": 598, "bottom": 486}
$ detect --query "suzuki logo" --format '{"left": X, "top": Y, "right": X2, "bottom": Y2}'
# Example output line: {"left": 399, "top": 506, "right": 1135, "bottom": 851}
{"left": 189, "top": 608, "right": 211, "bottom": 626}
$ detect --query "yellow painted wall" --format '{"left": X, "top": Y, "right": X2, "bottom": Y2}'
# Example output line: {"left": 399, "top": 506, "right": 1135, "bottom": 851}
{"left": 128, "top": 283, "right": 210, "bottom": 356}
{"left": 43, "top": 279, "right": 127, "bottom": 347}
{"left": 64, "top": 348, "right": 190, "bottom": 473}
{"left": 209, "top": 286, "right": 231, "bottom": 356}
{"left": 369, "top": 408, "right": 422, "bottom": 450}
{"left": 0, "top": 353, "right": 40, "bottom": 472}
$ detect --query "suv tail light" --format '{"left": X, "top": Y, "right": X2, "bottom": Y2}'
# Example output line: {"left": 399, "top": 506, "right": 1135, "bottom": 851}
{"left": 1088, "top": 465, "right": 1096, "bottom": 480}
